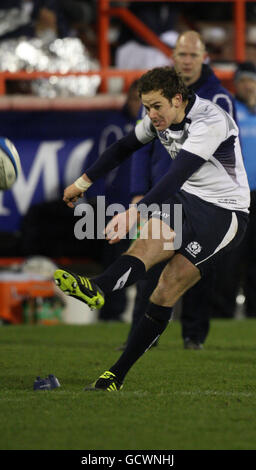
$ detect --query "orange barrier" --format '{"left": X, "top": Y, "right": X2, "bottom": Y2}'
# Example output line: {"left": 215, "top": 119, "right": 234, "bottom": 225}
{"left": 0, "top": 69, "right": 148, "bottom": 96}
{"left": 98, "top": 1, "right": 173, "bottom": 70}
{"left": 0, "top": 256, "right": 96, "bottom": 324}
{"left": 0, "top": 278, "right": 55, "bottom": 324}
{"left": 0, "top": 68, "right": 235, "bottom": 97}
{"left": 0, "top": 0, "right": 250, "bottom": 94}
{"left": 98, "top": 0, "right": 250, "bottom": 69}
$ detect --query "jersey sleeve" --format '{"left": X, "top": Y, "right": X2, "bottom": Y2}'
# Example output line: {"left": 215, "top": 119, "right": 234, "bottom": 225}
{"left": 138, "top": 149, "right": 205, "bottom": 207}
{"left": 86, "top": 130, "right": 144, "bottom": 182}
{"left": 182, "top": 115, "right": 227, "bottom": 161}
{"left": 130, "top": 143, "right": 152, "bottom": 196}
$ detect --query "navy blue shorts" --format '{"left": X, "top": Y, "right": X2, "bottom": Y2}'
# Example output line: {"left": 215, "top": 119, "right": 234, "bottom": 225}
{"left": 150, "top": 190, "right": 249, "bottom": 276}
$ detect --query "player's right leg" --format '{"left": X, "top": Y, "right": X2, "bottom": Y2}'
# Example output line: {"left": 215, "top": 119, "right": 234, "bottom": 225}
{"left": 54, "top": 270, "right": 105, "bottom": 310}
{"left": 54, "top": 217, "right": 175, "bottom": 310}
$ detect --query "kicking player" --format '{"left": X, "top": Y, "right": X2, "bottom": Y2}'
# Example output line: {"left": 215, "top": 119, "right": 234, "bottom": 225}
{"left": 128, "top": 30, "right": 237, "bottom": 350}
{"left": 54, "top": 67, "right": 250, "bottom": 391}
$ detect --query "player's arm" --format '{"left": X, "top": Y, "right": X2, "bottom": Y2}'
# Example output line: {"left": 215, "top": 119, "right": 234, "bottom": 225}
{"left": 130, "top": 143, "right": 152, "bottom": 200}
{"left": 63, "top": 113, "right": 156, "bottom": 207}
{"left": 63, "top": 130, "right": 147, "bottom": 208}
{"left": 105, "top": 116, "right": 227, "bottom": 243}
{"left": 129, "top": 105, "right": 153, "bottom": 199}
{"left": 139, "top": 116, "right": 227, "bottom": 207}
{"left": 138, "top": 149, "right": 205, "bottom": 207}
{"left": 104, "top": 149, "right": 206, "bottom": 243}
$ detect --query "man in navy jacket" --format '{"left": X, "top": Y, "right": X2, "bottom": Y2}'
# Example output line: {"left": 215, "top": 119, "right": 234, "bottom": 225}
{"left": 211, "top": 62, "right": 256, "bottom": 319}
{"left": 126, "top": 30, "right": 237, "bottom": 350}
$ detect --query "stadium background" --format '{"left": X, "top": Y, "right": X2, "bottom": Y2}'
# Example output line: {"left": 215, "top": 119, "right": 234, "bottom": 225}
{"left": 0, "top": 0, "right": 256, "bottom": 454}
{"left": 0, "top": 0, "right": 254, "bottom": 325}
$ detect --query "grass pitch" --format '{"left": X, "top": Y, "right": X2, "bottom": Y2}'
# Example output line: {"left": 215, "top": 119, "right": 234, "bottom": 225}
{"left": 0, "top": 319, "right": 255, "bottom": 450}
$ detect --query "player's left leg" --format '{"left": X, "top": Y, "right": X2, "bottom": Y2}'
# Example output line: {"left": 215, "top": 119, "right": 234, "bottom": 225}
{"left": 83, "top": 198, "right": 249, "bottom": 391}
{"left": 116, "top": 261, "right": 168, "bottom": 351}
{"left": 84, "top": 253, "right": 201, "bottom": 391}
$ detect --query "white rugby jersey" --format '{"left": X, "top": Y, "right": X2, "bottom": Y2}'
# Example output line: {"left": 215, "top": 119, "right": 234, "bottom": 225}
{"left": 135, "top": 94, "right": 250, "bottom": 212}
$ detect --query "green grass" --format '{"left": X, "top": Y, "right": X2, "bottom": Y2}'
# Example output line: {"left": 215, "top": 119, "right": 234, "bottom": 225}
{"left": 0, "top": 319, "right": 256, "bottom": 450}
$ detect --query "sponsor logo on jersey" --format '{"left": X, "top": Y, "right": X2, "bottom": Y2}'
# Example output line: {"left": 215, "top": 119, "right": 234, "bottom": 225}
{"left": 152, "top": 210, "right": 169, "bottom": 219}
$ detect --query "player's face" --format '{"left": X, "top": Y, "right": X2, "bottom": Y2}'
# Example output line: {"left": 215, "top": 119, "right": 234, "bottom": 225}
{"left": 173, "top": 38, "right": 206, "bottom": 85}
{"left": 141, "top": 90, "right": 183, "bottom": 130}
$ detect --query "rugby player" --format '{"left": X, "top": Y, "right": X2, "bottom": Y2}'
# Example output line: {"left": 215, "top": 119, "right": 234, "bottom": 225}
{"left": 54, "top": 67, "right": 249, "bottom": 391}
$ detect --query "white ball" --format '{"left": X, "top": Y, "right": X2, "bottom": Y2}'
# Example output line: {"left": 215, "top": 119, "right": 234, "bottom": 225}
{"left": 0, "top": 137, "right": 21, "bottom": 190}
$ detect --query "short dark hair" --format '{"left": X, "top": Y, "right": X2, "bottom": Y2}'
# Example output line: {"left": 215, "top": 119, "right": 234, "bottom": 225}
{"left": 138, "top": 67, "right": 189, "bottom": 102}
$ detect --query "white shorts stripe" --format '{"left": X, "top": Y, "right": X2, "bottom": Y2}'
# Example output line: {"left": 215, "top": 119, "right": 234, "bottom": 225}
{"left": 195, "top": 212, "right": 238, "bottom": 266}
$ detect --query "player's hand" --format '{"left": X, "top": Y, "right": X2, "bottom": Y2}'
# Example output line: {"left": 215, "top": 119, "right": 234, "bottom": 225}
{"left": 131, "top": 195, "right": 144, "bottom": 205}
{"left": 63, "top": 183, "right": 84, "bottom": 208}
{"left": 104, "top": 206, "right": 139, "bottom": 244}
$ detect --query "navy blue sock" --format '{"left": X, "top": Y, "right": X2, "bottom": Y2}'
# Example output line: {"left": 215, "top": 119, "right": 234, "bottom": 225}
{"left": 93, "top": 254, "right": 146, "bottom": 293}
{"left": 109, "top": 302, "right": 173, "bottom": 382}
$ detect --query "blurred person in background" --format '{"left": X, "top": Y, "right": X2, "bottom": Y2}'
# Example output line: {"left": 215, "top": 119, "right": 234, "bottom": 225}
{"left": 115, "top": 1, "right": 180, "bottom": 69}
{"left": 0, "top": 0, "right": 95, "bottom": 42}
{"left": 57, "top": 1, "right": 97, "bottom": 54}
{"left": 0, "top": 0, "right": 97, "bottom": 94}
{"left": 121, "top": 30, "right": 237, "bottom": 351}
{"left": 86, "top": 80, "right": 141, "bottom": 322}
{"left": 0, "top": 1, "right": 58, "bottom": 41}
{"left": 211, "top": 62, "right": 256, "bottom": 319}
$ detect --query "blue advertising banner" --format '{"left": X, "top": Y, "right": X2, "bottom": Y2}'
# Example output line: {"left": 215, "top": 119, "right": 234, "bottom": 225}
{"left": 0, "top": 109, "right": 134, "bottom": 232}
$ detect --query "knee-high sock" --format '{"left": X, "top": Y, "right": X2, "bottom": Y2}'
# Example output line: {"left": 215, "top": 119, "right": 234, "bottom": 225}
{"left": 109, "top": 302, "right": 173, "bottom": 382}
{"left": 94, "top": 254, "right": 146, "bottom": 293}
